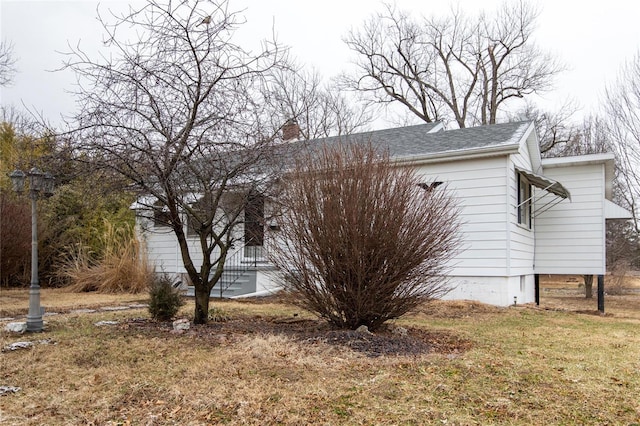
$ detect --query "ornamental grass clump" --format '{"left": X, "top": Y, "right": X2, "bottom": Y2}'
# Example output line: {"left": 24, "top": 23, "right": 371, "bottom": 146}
{"left": 61, "top": 221, "right": 152, "bottom": 293}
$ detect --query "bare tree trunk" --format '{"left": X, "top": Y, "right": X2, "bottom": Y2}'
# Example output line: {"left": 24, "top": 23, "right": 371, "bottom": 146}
{"left": 194, "top": 286, "right": 211, "bottom": 325}
{"left": 584, "top": 274, "right": 594, "bottom": 299}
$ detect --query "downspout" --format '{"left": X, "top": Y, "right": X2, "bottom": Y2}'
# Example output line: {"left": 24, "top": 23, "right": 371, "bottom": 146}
{"left": 533, "top": 183, "right": 538, "bottom": 305}
{"left": 506, "top": 159, "right": 512, "bottom": 278}
{"left": 506, "top": 159, "right": 513, "bottom": 307}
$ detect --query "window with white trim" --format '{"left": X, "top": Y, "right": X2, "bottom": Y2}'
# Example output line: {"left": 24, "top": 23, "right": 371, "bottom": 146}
{"left": 517, "top": 173, "right": 532, "bottom": 228}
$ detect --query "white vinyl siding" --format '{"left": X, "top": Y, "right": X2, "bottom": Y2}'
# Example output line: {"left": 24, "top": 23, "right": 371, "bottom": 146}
{"left": 415, "top": 156, "right": 510, "bottom": 277}
{"left": 137, "top": 210, "right": 243, "bottom": 276}
{"left": 142, "top": 227, "right": 182, "bottom": 273}
{"left": 508, "top": 149, "right": 536, "bottom": 276}
{"left": 535, "top": 162, "right": 606, "bottom": 274}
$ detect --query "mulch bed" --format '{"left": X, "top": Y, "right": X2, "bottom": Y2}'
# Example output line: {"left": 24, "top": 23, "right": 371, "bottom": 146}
{"left": 121, "top": 315, "right": 472, "bottom": 358}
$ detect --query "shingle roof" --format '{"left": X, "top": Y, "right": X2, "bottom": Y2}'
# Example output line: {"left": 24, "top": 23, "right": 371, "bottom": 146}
{"left": 307, "top": 121, "right": 532, "bottom": 159}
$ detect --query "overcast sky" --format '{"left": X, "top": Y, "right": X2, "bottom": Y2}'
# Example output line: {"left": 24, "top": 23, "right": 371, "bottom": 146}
{"left": 1, "top": 0, "right": 639, "bottom": 129}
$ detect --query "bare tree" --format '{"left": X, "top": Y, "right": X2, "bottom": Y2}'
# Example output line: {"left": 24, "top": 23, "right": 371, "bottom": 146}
{"left": 602, "top": 53, "right": 640, "bottom": 277}
{"left": 64, "top": 0, "right": 286, "bottom": 324}
{"left": 0, "top": 41, "right": 16, "bottom": 86}
{"left": 268, "top": 142, "right": 462, "bottom": 331}
{"left": 509, "top": 101, "right": 580, "bottom": 156}
{"left": 605, "top": 53, "right": 640, "bottom": 235}
{"left": 261, "top": 66, "right": 372, "bottom": 140}
{"left": 342, "top": 1, "right": 561, "bottom": 128}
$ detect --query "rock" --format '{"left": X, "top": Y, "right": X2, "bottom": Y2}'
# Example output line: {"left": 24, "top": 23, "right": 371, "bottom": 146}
{"left": 128, "top": 304, "right": 147, "bottom": 309}
{"left": 94, "top": 320, "right": 119, "bottom": 326}
{"left": 101, "top": 306, "right": 129, "bottom": 311}
{"left": 392, "top": 326, "right": 408, "bottom": 337}
{"left": 172, "top": 318, "right": 190, "bottom": 332}
{"left": 355, "top": 325, "right": 372, "bottom": 335}
{"left": 0, "top": 386, "right": 21, "bottom": 396}
{"left": 2, "top": 341, "right": 34, "bottom": 352}
{"left": 4, "top": 322, "right": 27, "bottom": 334}
{"left": 70, "top": 309, "right": 97, "bottom": 314}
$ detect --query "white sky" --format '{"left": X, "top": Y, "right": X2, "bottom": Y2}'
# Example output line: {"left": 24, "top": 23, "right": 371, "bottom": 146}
{"left": 1, "top": 0, "right": 639, "bottom": 129}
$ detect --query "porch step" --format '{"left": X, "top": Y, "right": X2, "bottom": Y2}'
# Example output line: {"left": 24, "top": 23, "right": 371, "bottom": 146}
{"left": 185, "top": 270, "right": 256, "bottom": 298}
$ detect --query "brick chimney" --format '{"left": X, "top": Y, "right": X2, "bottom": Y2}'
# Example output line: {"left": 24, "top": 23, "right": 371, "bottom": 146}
{"left": 282, "top": 118, "right": 300, "bottom": 141}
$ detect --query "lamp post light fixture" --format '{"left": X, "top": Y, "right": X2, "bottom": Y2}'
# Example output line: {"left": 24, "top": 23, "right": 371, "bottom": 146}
{"left": 9, "top": 167, "right": 55, "bottom": 332}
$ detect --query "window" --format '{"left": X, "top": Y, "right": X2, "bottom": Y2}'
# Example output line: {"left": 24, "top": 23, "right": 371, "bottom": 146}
{"left": 153, "top": 202, "right": 171, "bottom": 228}
{"left": 517, "top": 173, "right": 532, "bottom": 228}
{"left": 186, "top": 214, "right": 201, "bottom": 237}
{"left": 244, "top": 193, "right": 264, "bottom": 245}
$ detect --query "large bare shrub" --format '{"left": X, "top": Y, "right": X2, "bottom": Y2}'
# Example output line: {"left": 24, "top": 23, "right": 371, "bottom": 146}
{"left": 269, "top": 142, "right": 462, "bottom": 331}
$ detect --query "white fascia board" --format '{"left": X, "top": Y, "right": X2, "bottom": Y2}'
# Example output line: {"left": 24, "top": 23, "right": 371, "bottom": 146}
{"left": 428, "top": 122, "right": 446, "bottom": 133}
{"left": 392, "top": 143, "right": 520, "bottom": 166}
{"left": 542, "top": 153, "right": 616, "bottom": 199}
{"left": 522, "top": 123, "right": 542, "bottom": 172}
{"left": 541, "top": 153, "right": 616, "bottom": 168}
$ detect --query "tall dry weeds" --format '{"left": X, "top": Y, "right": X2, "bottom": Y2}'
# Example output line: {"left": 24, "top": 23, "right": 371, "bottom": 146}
{"left": 61, "top": 221, "right": 152, "bottom": 293}
{"left": 607, "top": 260, "right": 631, "bottom": 295}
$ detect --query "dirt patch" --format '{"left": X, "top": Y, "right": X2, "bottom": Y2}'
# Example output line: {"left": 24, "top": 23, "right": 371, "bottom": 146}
{"left": 121, "top": 314, "right": 472, "bottom": 358}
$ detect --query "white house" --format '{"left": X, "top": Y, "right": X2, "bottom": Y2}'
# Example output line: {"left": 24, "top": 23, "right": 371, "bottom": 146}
{"left": 135, "top": 121, "right": 631, "bottom": 306}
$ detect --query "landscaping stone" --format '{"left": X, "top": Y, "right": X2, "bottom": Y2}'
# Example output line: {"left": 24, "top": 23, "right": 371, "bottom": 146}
{"left": 94, "top": 320, "right": 120, "bottom": 326}
{"left": 392, "top": 326, "right": 408, "bottom": 337}
{"left": 70, "top": 309, "right": 97, "bottom": 314}
{"left": 355, "top": 325, "right": 372, "bottom": 335}
{"left": 4, "top": 322, "right": 27, "bottom": 334}
{"left": 0, "top": 386, "right": 21, "bottom": 396}
{"left": 2, "top": 341, "right": 34, "bottom": 352}
{"left": 172, "top": 318, "right": 190, "bottom": 332}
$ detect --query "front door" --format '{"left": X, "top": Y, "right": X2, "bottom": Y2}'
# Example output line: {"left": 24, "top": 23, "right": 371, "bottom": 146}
{"left": 244, "top": 192, "right": 264, "bottom": 258}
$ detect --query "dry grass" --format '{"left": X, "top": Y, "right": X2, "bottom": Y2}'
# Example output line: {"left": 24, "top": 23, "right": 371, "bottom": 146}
{"left": 0, "top": 288, "right": 149, "bottom": 318}
{"left": 1, "top": 285, "right": 639, "bottom": 425}
{"left": 60, "top": 223, "right": 152, "bottom": 294}
{"left": 539, "top": 274, "right": 640, "bottom": 320}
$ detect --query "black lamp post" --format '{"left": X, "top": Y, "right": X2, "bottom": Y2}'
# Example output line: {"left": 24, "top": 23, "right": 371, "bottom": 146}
{"left": 9, "top": 168, "right": 55, "bottom": 332}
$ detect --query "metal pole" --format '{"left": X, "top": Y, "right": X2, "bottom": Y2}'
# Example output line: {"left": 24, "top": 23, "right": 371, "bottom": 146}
{"left": 534, "top": 274, "right": 540, "bottom": 306}
{"left": 26, "top": 193, "right": 43, "bottom": 332}
{"left": 597, "top": 275, "right": 605, "bottom": 314}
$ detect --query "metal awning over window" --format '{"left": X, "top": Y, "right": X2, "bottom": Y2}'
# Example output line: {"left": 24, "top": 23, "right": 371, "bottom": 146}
{"left": 516, "top": 168, "right": 571, "bottom": 218}
{"left": 516, "top": 168, "right": 571, "bottom": 200}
